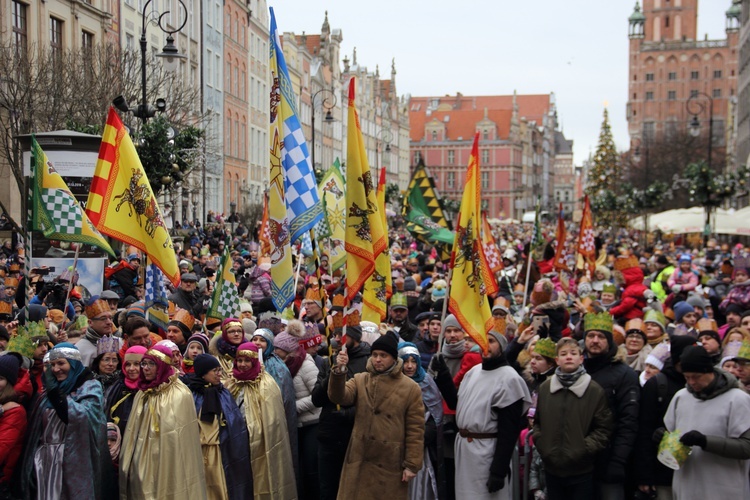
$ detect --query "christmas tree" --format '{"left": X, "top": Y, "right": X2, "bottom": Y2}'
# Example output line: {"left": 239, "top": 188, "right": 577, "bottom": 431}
{"left": 585, "top": 108, "right": 627, "bottom": 228}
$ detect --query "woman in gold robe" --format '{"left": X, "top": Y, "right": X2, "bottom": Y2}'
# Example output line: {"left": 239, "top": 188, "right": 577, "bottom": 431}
{"left": 224, "top": 342, "right": 297, "bottom": 500}
{"left": 119, "top": 343, "right": 207, "bottom": 500}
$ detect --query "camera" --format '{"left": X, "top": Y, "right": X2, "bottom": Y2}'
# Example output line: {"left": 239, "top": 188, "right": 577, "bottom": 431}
{"left": 31, "top": 266, "right": 56, "bottom": 276}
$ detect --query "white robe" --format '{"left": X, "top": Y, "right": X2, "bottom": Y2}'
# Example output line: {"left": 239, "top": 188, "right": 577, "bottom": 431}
{"left": 664, "top": 385, "right": 750, "bottom": 500}
{"left": 454, "top": 364, "right": 531, "bottom": 500}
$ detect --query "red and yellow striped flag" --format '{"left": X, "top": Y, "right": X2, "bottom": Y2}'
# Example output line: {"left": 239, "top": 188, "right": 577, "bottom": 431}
{"left": 86, "top": 108, "right": 179, "bottom": 286}
{"left": 344, "top": 77, "right": 386, "bottom": 303}
{"left": 258, "top": 191, "right": 271, "bottom": 258}
{"left": 362, "top": 166, "right": 392, "bottom": 322}
{"left": 448, "top": 133, "right": 494, "bottom": 353}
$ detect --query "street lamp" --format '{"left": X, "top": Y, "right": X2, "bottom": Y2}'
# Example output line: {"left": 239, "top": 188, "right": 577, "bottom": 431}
{"left": 112, "top": 0, "right": 188, "bottom": 122}
{"left": 686, "top": 91, "right": 715, "bottom": 244}
{"left": 310, "top": 88, "right": 336, "bottom": 171}
{"left": 376, "top": 128, "right": 393, "bottom": 186}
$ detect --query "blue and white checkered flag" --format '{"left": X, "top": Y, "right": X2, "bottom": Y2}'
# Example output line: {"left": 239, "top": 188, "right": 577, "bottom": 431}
{"left": 145, "top": 261, "right": 169, "bottom": 308}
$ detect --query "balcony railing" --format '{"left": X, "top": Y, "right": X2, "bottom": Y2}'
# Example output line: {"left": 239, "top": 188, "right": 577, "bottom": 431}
{"left": 641, "top": 39, "right": 728, "bottom": 52}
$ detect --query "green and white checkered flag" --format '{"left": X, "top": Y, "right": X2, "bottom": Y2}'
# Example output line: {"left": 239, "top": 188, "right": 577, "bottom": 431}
{"left": 206, "top": 238, "right": 241, "bottom": 320}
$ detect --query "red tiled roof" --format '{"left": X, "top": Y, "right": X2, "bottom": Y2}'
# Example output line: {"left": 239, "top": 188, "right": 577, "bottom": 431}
{"left": 408, "top": 94, "right": 551, "bottom": 142}
{"left": 294, "top": 34, "right": 322, "bottom": 56}
{"left": 380, "top": 80, "right": 392, "bottom": 99}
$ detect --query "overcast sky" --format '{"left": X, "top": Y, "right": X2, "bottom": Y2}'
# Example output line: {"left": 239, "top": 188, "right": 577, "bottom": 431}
{"left": 275, "top": 1, "right": 728, "bottom": 163}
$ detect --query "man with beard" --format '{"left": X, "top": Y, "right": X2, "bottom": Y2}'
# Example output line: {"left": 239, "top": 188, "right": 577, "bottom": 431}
{"left": 453, "top": 326, "right": 531, "bottom": 499}
{"left": 78, "top": 297, "right": 123, "bottom": 368}
{"left": 328, "top": 330, "right": 424, "bottom": 498}
{"left": 388, "top": 291, "right": 418, "bottom": 342}
{"left": 168, "top": 273, "right": 203, "bottom": 318}
{"left": 311, "top": 311, "right": 371, "bottom": 500}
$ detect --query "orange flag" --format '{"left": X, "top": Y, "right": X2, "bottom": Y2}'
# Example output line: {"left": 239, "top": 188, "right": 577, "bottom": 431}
{"left": 577, "top": 195, "right": 596, "bottom": 278}
{"left": 258, "top": 191, "right": 271, "bottom": 258}
{"left": 344, "top": 77, "right": 386, "bottom": 303}
{"left": 553, "top": 203, "right": 569, "bottom": 272}
{"left": 480, "top": 213, "right": 502, "bottom": 295}
{"left": 86, "top": 108, "right": 179, "bottom": 286}
{"left": 448, "top": 133, "right": 494, "bottom": 353}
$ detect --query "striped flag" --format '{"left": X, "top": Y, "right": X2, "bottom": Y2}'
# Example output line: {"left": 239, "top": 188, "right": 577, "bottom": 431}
{"left": 577, "top": 195, "right": 596, "bottom": 278}
{"left": 206, "top": 237, "right": 241, "bottom": 320}
{"left": 481, "top": 213, "right": 504, "bottom": 283}
{"left": 144, "top": 258, "right": 170, "bottom": 308}
{"left": 553, "top": 203, "right": 569, "bottom": 272}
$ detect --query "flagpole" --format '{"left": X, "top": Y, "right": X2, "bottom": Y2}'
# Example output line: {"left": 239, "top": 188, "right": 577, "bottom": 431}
{"left": 437, "top": 265, "right": 453, "bottom": 350}
{"left": 522, "top": 245, "right": 533, "bottom": 311}
{"left": 292, "top": 248, "right": 303, "bottom": 297}
{"left": 61, "top": 244, "right": 81, "bottom": 329}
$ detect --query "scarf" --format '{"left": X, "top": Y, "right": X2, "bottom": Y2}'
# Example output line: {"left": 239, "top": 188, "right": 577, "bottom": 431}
{"left": 43, "top": 343, "right": 86, "bottom": 405}
{"left": 84, "top": 327, "right": 103, "bottom": 346}
{"left": 122, "top": 346, "right": 147, "bottom": 390}
{"left": 137, "top": 346, "right": 176, "bottom": 390}
{"left": 284, "top": 345, "right": 306, "bottom": 378}
{"left": 107, "top": 422, "right": 121, "bottom": 461}
{"left": 188, "top": 374, "right": 223, "bottom": 423}
{"left": 232, "top": 342, "right": 263, "bottom": 381}
{"left": 398, "top": 343, "right": 426, "bottom": 383}
{"left": 555, "top": 365, "right": 586, "bottom": 388}
{"left": 442, "top": 339, "right": 466, "bottom": 359}
{"left": 648, "top": 333, "right": 668, "bottom": 347}
{"left": 95, "top": 370, "right": 121, "bottom": 388}
{"left": 217, "top": 337, "right": 240, "bottom": 359}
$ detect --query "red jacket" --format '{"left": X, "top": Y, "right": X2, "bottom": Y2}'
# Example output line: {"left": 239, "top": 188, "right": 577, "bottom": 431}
{"left": 610, "top": 267, "right": 648, "bottom": 321}
{"left": 0, "top": 404, "right": 27, "bottom": 483}
{"left": 442, "top": 351, "right": 483, "bottom": 416}
{"left": 12, "top": 368, "right": 33, "bottom": 405}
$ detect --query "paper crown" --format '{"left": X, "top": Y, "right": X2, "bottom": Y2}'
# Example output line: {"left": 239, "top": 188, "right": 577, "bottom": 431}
{"left": 332, "top": 311, "right": 345, "bottom": 329}
{"left": 390, "top": 292, "right": 408, "bottom": 309}
{"left": 171, "top": 309, "right": 195, "bottom": 331}
{"left": 584, "top": 312, "right": 614, "bottom": 334}
{"left": 8, "top": 323, "right": 45, "bottom": 358}
{"left": 167, "top": 301, "right": 177, "bottom": 318}
{"left": 736, "top": 340, "right": 750, "bottom": 361}
{"left": 530, "top": 279, "right": 554, "bottom": 306}
{"left": 0, "top": 301, "right": 12, "bottom": 317}
{"left": 8, "top": 264, "right": 20, "bottom": 272}
{"left": 0, "top": 268, "right": 6, "bottom": 278}
{"left": 614, "top": 255, "right": 639, "bottom": 272}
{"left": 96, "top": 335, "right": 120, "bottom": 356}
{"left": 304, "top": 287, "right": 323, "bottom": 305}
{"left": 345, "top": 310, "right": 361, "bottom": 327}
{"left": 332, "top": 294, "right": 346, "bottom": 309}
{"left": 534, "top": 337, "right": 557, "bottom": 359}
{"left": 493, "top": 296, "right": 511, "bottom": 311}
{"left": 394, "top": 278, "right": 405, "bottom": 293}
{"left": 602, "top": 283, "right": 617, "bottom": 294}
{"left": 4, "top": 277, "right": 18, "bottom": 288}
{"left": 624, "top": 318, "right": 645, "bottom": 334}
{"left": 696, "top": 317, "right": 718, "bottom": 333}
{"left": 85, "top": 298, "right": 110, "bottom": 319}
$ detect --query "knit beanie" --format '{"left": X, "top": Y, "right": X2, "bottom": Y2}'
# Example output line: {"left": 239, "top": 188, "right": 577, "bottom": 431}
{"left": 0, "top": 325, "right": 9, "bottom": 342}
{"left": 186, "top": 333, "right": 209, "bottom": 354}
{"left": 645, "top": 342, "right": 670, "bottom": 371}
{"left": 680, "top": 345, "right": 714, "bottom": 373}
{"left": 441, "top": 314, "right": 460, "bottom": 336}
{"left": 670, "top": 335, "right": 697, "bottom": 367}
{"left": 0, "top": 354, "right": 19, "bottom": 386}
{"left": 371, "top": 331, "right": 399, "bottom": 359}
{"left": 273, "top": 331, "right": 300, "bottom": 354}
{"left": 193, "top": 353, "right": 221, "bottom": 378}
{"left": 672, "top": 301, "right": 694, "bottom": 324}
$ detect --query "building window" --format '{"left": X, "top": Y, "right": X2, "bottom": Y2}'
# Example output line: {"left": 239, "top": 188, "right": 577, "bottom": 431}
{"left": 667, "top": 90, "right": 676, "bottom": 100}
{"left": 668, "top": 72, "right": 676, "bottom": 80}
{"left": 414, "top": 151, "right": 421, "bottom": 165}
{"left": 714, "top": 70, "right": 722, "bottom": 79}
{"left": 126, "top": 33, "right": 134, "bottom": 50}
{"left": 481, "top": 150, "right": 490, "bottom": 164}
{"left": 12, "top": 0, "right": 27, "bottom": 54}
{"left": 82, "top": 31, "right": 94, "bottom": 50}
{"left": 447, "top": 171, "right": 455, "bottom": 189}
{"left": 431, "top": 131, "right": 437, "bottom": 141}
{"left": 713, "top": 88, "right": 721, "bottom": 98}
{"left": 483, "top": 130, "right": 489, "bottom": 140}
{"left": 643, "top": 122, "right": 655, "bottom": 141}
{"left": 691, "top": 70, "right": 699, "bottom": 80}
{"left": 690, "top": 89, "right": 698, "bottom": 98}
{"left": 646, "top": 91, "right": 654, "bottom": 101}
{"left": 448, "top": 150, "right": 455, "bottom": 164}
{"left": 646, "top": 73, "right": 654, "bottom": 81}
{"left": 50, "top": 17, "right": 63, "bottom": 59}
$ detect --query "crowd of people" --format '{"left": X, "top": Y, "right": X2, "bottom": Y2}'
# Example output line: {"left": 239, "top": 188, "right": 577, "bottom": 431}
{"left": 1, "top": 224, "right": 750, "bottom": 500}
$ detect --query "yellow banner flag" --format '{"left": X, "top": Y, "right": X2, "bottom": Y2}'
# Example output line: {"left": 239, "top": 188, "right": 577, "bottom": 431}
{"left": 448, "top": 133, "right": 493, "bottom": 353}
{"left": 345, "top": 77, "right": 386, "bottom": 303}
{"left": 362, "top": 166, "right": 392, "bottom": 322}
{"left": 86, "top": 108, "right": 179, "bottom": 286}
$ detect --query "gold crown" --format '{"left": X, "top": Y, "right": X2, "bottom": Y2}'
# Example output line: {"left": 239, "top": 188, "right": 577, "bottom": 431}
{"left": 534, "top": 337, "right": 557, "bottom": 359}
{"left": 614, "top": 255, "right": 639, "bottom": 272}
{"left": 696, "top": 318, "right": 718, "bottom": 333}
{"left": 493, "top": 296, "right": 510, "bottom": 309}
{"left": 584, "top": 311, "right": 614, "bottom": 334}
{"left": 346, "top": 310, "right": 361, "bottom": 327}
{"left": 4, "top": 277, "right": 19, "bottom": 288}
{"left": 85, "top": 299, "right": 111, "bottom": 319}
{"left": 332, "top": 294, "right": 346, "bottom": 308}
{"left": 172, "top": 309, "right": 195, "bottom": 331}
{"left": 624, "top": 318, "right": 644, "bottom": 333}
{"left": 0, "top": 301, "right": 11, "bottom": 315}
{"left": 305, "top": 287, "right": 322, "bottom": 304}
{"left": 394, "top": 278, "right": 405, "bottom": 293}
{"left": 332, "top": 311, "right": 345, "bottom": 329}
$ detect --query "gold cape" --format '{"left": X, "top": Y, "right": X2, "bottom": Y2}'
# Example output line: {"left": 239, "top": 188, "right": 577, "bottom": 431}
{"left": 119, "top": 373, "right": 207, "bottom": 500}
{"left": 224, "top": 371, "right": 297, "bottom": 500}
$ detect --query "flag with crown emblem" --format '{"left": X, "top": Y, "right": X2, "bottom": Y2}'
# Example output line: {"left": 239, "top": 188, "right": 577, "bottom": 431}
{"left": 362, "top": 166, "right": 392, "bottom": 322}
{"left": 448, "top": 133, "right": 494, "bottom": 354}
{"left": 344, "top": 76, "right": 387, "bottom": 303}
{"left": 206, "top": 237, "right": 241, "bottom": 320}
{"left": 578, "top": 195, "right": 596, "bottom": 277}
{"left": 318, "top": 158, "right": 346, "bottom": 272}
{"left": 30, "top": 137, "right": 115, "bottom": 257}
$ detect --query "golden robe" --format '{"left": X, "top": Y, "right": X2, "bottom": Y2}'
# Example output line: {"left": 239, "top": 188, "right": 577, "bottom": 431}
{"left": 224, "top": 371, "right": 297, "bottom": 500}
{"left": 199, "top": 418, "right": 229, "bottom": 500}
{"left": 119, "top": 374, "right": 207, "bottom": 500}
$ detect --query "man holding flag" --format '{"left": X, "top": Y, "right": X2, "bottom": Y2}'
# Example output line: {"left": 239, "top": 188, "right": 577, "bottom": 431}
{"left": 448, "top": 134, "right": 531, "bottom": 500}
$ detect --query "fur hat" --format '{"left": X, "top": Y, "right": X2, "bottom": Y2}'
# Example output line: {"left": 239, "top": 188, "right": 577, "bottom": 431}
{"left": 530, "top": 279, "right": 554, "bottom": 306}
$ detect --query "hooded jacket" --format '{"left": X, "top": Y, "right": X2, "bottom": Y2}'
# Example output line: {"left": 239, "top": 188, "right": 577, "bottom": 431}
{"left": 610, "top": 267, "right": 648, "bottom": 321}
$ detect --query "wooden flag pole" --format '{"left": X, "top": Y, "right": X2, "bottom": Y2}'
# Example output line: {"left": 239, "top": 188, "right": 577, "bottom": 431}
{"left": 61, "top": 244, "right": 81, "bottom": 329}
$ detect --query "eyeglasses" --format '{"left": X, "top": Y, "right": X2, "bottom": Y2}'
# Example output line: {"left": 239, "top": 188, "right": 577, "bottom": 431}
{"left": 139, "top": 360, "right": 157, "bottom": 368}
{"left": 92, "top": 315, "right": 113, "bottom": 322}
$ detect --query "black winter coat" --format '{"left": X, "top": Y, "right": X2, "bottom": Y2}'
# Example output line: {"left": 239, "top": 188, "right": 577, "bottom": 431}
{"left": 583, "top": 351, "right": 640, "bottom": 484}
{"left": 633, "top": 362, "right": 685, "bottom": 487}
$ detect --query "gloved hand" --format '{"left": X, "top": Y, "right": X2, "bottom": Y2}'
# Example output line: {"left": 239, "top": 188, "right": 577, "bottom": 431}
{"left": 486, "top": 472, "right": 505, "bottom": 493}
{"left": 652, "top": 427, "right": 666, "bottom": 443}
{"left": 536, "top": 323, "right": 550, "bottom": 339}
{"left": 680, "top": 430, "right": 707, "bottom": 449}
{"left": 429, "top": 353, "right": 448, "bottom": 375}
{"left": 671, "top": 285, "right": 682, "bottom": 293}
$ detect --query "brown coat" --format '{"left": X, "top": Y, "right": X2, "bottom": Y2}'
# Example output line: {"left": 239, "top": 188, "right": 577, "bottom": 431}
{"left": 328, "top": 357, "right": 425, "bottom": 500}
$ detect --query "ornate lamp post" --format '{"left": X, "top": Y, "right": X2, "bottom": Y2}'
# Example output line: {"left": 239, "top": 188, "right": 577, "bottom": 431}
{"left": 376, "top": 128, "right": 393, "bottom": 186}
{"left": 686, "top": 91, "right": 714, "bottom": 245}
{"left": 310, "top": 88, "right": 336, "bottom": 171}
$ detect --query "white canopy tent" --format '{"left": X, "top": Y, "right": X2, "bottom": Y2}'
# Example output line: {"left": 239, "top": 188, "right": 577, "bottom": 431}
{"left": 630, "top": 207, "right": 750, "bottom": 235}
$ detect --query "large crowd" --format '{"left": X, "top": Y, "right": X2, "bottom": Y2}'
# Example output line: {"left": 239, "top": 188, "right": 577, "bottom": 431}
{"left": 1, "top": 223, "right": 750, "bottom": 500}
